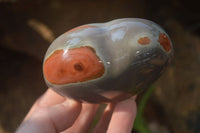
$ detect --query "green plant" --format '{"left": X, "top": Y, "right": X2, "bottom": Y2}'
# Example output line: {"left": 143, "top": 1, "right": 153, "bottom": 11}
{"left": 133, "top": 86, "right": 155, "bottom": 133}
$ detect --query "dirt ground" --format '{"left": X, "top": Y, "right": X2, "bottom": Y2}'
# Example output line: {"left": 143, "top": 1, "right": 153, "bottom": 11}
{"left": 0, "top": 0, "right": 200, "bottom": 133}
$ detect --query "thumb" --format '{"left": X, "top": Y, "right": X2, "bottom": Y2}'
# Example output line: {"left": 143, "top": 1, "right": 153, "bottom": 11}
{"left": 16, "top": 99, "right": 82, "bottom": 133}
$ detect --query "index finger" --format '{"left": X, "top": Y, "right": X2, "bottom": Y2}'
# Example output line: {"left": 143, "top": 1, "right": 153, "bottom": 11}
{"left": 107, "top": 96, "right": 137, "bottom": 133}
{"left": 25, "top": 88, "right": 65, "bottom": 120}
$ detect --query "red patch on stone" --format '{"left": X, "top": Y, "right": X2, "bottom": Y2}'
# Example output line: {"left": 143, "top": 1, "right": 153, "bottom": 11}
{"left": 138, "top": 37, "right": 151, "bottom": 45}
{"left": 158, "top": 33, "right": 171, "bottom": 52}
{"left": 43, "top": 46, "right": 105, "bottom": 85}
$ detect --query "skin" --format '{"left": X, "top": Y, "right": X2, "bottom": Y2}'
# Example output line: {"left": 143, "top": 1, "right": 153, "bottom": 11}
{"left": 16, "top": 88, "right": 137, "bottom": 133}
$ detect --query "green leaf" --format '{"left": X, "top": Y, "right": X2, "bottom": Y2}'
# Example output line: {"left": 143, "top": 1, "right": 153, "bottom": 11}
{"left": 133, "top": 86, "right": 155, "bottom": 133}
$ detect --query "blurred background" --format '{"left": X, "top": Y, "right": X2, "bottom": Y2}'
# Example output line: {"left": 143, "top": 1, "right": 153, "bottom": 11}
{"left": 0, "top": 0, "right": 200, "bottom": 133}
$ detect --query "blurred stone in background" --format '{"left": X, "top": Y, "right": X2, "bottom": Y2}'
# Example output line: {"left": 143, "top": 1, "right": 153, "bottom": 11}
{"left": 0, "top": 0, "right": 200, "bottom": 133}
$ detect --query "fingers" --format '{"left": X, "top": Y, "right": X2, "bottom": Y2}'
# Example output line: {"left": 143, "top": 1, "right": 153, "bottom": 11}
{"left": 107, "top": 97, "right": 137, "bottom": 133}
{"left": 38, "top": 88, "right": 65, "bottom": 107}
{"left": 17, "top": 99, "right": 82, "bottom": 133}
{"left": 25, "top": 88, "right": 65, "bottom": 120}
{"left": 63, "top": 103, "right": 99, "bottom": 133}
{"left": 93, "top": 103, "right": 116, "bottom": 133}
{"left": 49, "top": 99, "right": 82, "bottom": 132}
{"left": 17, "top": 88, "right": 137, "bottom": 133}
{"left": 16, "top": 89, "right": 82, "bottom": 133}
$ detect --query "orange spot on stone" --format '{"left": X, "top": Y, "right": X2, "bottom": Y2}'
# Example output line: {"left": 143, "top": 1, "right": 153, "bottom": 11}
{"left": 66, "top": 25, "right": 97, "bottom": 33}
{"left": 158, "top": 33, "right": 171, "bottom": 52}
{"left": 138, "top": 37, "right": 151, "bottom": 45}
{"left": 43, "top": 46, "right": 105, "bottom": 85}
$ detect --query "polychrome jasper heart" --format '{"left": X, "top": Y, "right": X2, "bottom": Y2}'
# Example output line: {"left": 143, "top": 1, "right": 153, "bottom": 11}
{"left": 43, "top": 18, "right": 173, "bottom": 103}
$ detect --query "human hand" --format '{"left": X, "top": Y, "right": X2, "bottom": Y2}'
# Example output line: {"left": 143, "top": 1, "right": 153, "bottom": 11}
{"left": 16, "top": 88, "right": 137, "bottom": 133}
